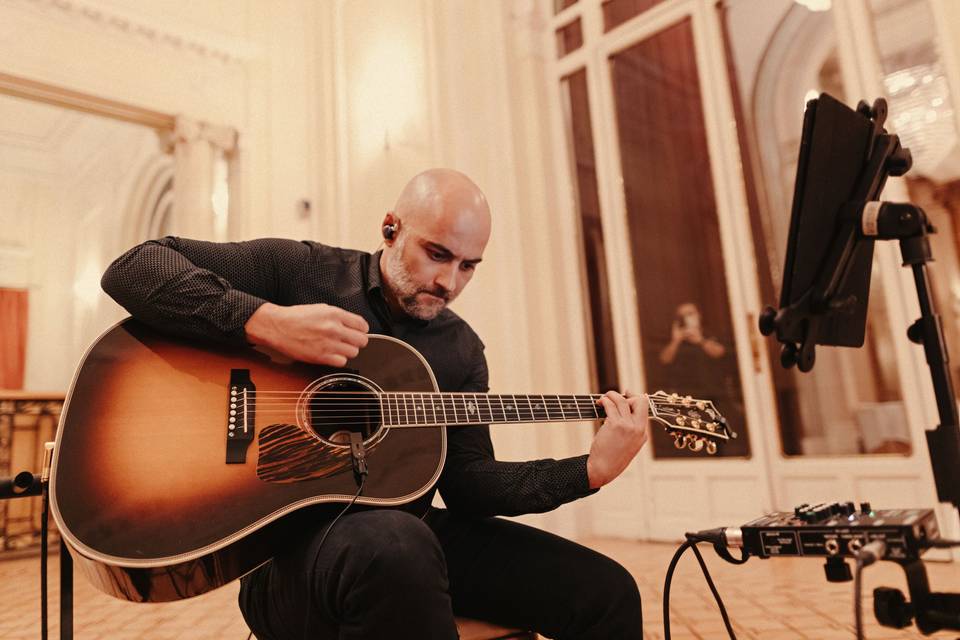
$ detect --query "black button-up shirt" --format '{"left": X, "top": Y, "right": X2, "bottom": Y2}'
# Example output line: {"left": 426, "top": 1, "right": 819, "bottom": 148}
{"left": 101, "top": 236, "right": 597, "bottom": 516}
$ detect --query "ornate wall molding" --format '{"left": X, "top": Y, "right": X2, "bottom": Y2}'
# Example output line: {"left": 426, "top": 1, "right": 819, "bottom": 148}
{"left": 158, "top": 117, "right": 238, "bottom": 155}
{"left": 15, "top": 0, "right": 260, "bottom": 65}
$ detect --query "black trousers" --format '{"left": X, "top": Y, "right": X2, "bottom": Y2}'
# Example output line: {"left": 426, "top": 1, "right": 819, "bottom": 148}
{"left": 238, "top": 508, "right": 642, "bottom": 640}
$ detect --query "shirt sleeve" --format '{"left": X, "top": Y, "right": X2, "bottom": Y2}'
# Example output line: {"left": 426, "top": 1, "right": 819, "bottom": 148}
{"left": 436, "top": 339, "right": 599, "bottom": 518}
{"left": 101, "top": 236, "right": 311, "bottom": 344}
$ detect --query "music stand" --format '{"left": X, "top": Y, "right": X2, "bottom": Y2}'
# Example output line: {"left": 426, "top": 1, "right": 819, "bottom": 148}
{"left": 759, "top": 92, "right": 960, "bottom": 634}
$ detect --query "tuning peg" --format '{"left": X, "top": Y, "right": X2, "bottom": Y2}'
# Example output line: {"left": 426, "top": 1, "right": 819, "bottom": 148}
{"left": 696, "top": 401, "right": 706, "bottom": 410}
{"left": 706, "top": 422, "right": 718, "bottom": 432}
{"left": 669, "top": 393, "right": 679, "bottom": 403}
{"left": 676, "top": 415, "right": 686, "bottom": 426}
{"left": 672, "top": 433, "right": 684, "bottom": 449}
{"left": 689, "top": 437, "right": 705, "bottom": 452}
{"left": 706, "top": 441, "right": 717, "bottom": 455}
{"left": 683, "top": 395, "right": 693, "bottom": 405}
{"left": 690, "top": 418, "right": 702, "bottom": 428}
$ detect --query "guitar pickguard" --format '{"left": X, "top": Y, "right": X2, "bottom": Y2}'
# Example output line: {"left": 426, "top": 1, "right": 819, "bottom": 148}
{"left": 256, "top": 423, "right": 352, "bottom": 483}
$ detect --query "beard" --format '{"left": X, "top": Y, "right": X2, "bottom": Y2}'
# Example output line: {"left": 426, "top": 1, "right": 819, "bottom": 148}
{"left": 384, "top": 239, "right": 451, "bottom": 320}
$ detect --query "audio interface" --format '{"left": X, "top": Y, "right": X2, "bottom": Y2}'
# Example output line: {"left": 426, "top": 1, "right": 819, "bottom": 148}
{"left": 727, "top": 502, "right": 939, "bottom": 561}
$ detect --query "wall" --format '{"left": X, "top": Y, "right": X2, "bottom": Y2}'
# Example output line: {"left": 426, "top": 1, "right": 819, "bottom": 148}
{"left": 0, "top": 0, "right": 596, "bottom": 537}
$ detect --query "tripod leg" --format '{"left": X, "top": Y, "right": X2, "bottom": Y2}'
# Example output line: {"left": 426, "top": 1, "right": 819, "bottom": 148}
{"left": 60, "top": 540, "right": 72, "bottom": 640}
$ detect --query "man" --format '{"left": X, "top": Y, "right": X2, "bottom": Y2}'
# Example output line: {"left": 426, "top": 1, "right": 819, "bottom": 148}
{"left": 102, "top": 168, "right": 648, "bottom": 639}
{"left": 659, "top": 302, "right": 726, "bottom": 366}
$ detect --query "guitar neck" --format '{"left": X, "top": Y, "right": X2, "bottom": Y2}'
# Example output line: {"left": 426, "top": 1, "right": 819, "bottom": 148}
{"left": 379, "top": 392, "right": 626, "bottom": 427}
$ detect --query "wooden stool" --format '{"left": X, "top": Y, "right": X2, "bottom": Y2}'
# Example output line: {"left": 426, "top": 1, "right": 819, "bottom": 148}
{"left": 455, "top": 617, "right": 537, "bottom": 639}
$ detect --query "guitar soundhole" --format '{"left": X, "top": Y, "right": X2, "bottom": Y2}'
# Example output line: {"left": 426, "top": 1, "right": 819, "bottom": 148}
{"left": 304, "top": 377, "right": 383, "bottom": 446}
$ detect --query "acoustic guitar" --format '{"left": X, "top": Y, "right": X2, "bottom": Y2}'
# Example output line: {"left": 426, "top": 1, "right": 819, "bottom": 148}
{"left": 50, "top": 319, "right": 732, "bottom": 602}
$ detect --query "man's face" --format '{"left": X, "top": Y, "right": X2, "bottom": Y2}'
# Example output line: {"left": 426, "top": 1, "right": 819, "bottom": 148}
{"left": 383, "top": 219, "right": 485, "bottom": 321}
{"left": 677, "top": 303, "right": 701, "bottom": 332}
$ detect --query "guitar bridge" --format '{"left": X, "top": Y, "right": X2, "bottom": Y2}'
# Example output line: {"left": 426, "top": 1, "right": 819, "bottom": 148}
{"left": 226, "top": 369, "right": 256, "bottom": 464}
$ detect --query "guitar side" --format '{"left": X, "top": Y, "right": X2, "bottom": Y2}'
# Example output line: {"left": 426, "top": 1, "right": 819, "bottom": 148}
{"left": 50, "top": 319, "right": 444, "bottom": 602}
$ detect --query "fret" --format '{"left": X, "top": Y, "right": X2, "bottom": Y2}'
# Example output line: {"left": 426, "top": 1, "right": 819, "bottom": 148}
{"left": 424, "top": 393, "right": 433, "bottom": 424}
{"left": 557, "top": 395, "right": 579, "bottom": 420}
{"left": 384, "top": 394, "right": 394, "bottom": 426}
{"left": 508, "top": 395, "right": 523, "bottom": 422}
{"left": 428, "top": 393, "right": 440, "bottom": 425}
{"left": 525, "top": 395, "right": 536, "bottom": 422}
{"left": 543, "top": 395, "right": 563, "bottom": 421}
{"left": 551, "top": 395, "right": 563, "bottom": 420}
{"left": 556, "top": 395, "right": 567, "bottom": 420}
{"left": 402, "top": 393, "right": 411, "bottom": 425}
{"left": 458, "top": 395, "right": 474, "bottom": 424}
{"left": 434, "top": 393, "right": 450, "bottom": 424}
{"left": 533, "top": 394, "right": 549, "bottom": 421}
{"left": 569, "top": 395, "right": 583, "bottom": 420}
{"left": 426, "top": 393, "right": 435, "bottom": 424}
{"left": 482, "top": 394, "right": 495, "bottom": 424}
{"left": 443, "top": 394, "right": 458, "bottom": 424}
{"left": 473, "top": 393, "right": 493, "bottom": 424}
{"left": 470, "top": 394, "right": 484, "bottom": 423}
{"left": 510, "top": 395, "right": 531, "bottom": 422}
{"left": 575, "top": 395, "right": 600, "bottom": 420}
{"left": 594, "top": 396, "right": 607, "bottom": 420}
{"left": 488, "top": 395, "right": 505, "bottom": 423}
{"left": 413, "top": 393, "right": 424, "bottom": 425}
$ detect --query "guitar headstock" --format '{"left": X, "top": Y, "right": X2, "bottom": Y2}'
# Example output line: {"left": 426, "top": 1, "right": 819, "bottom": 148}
{"left": 647, "top": 390, "right": 736, "bottom": 455}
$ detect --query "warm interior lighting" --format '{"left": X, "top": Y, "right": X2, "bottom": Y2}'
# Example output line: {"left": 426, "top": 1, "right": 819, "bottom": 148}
{"left": 884, "top": 64, "right": 955, "bottom": 176}
{"left": 72, "top": 260, "right": 102, "bottom": 309}
{"left": 795, "top": 0, "right": 832, "bottom": 11}
{"left": 350, "top": 32, "right": 424, "bottom": 160}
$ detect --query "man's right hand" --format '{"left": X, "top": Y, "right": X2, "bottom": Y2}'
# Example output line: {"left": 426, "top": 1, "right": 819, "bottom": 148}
{"left": 244, "top": 302, "right": 369, "bottom": 367}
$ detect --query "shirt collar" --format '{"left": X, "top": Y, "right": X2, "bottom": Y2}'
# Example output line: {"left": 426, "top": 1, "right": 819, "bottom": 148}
{"left": 366, "top": 249, "right": 384, "bottom": 294}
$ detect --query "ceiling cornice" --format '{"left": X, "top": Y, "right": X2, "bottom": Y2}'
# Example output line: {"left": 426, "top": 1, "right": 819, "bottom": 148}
{"left": 15, "top": 0, "right": 261, "bottom": 65}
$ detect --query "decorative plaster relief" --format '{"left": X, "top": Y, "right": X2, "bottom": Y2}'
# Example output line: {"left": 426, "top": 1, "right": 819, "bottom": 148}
{"left": 15, "top": 0, "right": 259, "bottom": 64}
{"left": 158, "top": 116, "right": 237, "bottom": 154}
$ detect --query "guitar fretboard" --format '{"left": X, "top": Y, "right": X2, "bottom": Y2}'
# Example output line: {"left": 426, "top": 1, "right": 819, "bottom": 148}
{"left": 380, "top": 393, "right": 610, "bottom": 427}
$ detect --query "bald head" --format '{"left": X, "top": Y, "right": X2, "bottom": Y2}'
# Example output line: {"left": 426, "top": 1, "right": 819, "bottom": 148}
{"left": 392, "top": 168, "right": 491, "bottom": 242}
{"left": 379, "top": 169, "right": 491, "bottom": 320}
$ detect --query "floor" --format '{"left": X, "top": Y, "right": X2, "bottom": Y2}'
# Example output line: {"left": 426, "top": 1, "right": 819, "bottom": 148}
{"left": 0, "top": 538, "right": 957, "bottom": 639}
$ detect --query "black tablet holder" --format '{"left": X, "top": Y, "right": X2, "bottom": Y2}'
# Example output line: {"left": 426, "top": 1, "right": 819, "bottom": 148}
{"left": 758, "top": 93, "right": 960, "bottom": 634}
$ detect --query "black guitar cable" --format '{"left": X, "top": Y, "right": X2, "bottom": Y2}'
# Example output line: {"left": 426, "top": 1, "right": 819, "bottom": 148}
{"left": 293, "top": 433, "right": 369, "bottom": 640}
{"left": 246, "top": 434, "right": 369, "bottom": 640}
{"left": 663, "top": 530, "right": 749, "bottom": 640}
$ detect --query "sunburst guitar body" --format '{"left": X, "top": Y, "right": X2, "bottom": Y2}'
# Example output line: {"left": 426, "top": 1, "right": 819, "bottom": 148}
{"left": 50, "top": 319, "right": 732, "bottom": 602}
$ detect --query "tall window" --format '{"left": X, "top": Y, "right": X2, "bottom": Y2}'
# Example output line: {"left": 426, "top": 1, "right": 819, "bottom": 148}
{"left": 608, "top": 19, "right": 749, "bottom": 457}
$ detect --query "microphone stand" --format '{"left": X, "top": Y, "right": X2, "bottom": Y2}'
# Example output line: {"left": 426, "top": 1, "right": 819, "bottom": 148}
{"left": 759, "top": 103, "right": 960, "bottom": 632}
{"left": 0, "top": 442, "right": 74, "bottom": 640}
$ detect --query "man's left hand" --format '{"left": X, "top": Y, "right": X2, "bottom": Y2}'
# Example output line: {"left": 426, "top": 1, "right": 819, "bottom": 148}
{"left": 586, "top": 391, "right": 649, "bottom": 489}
